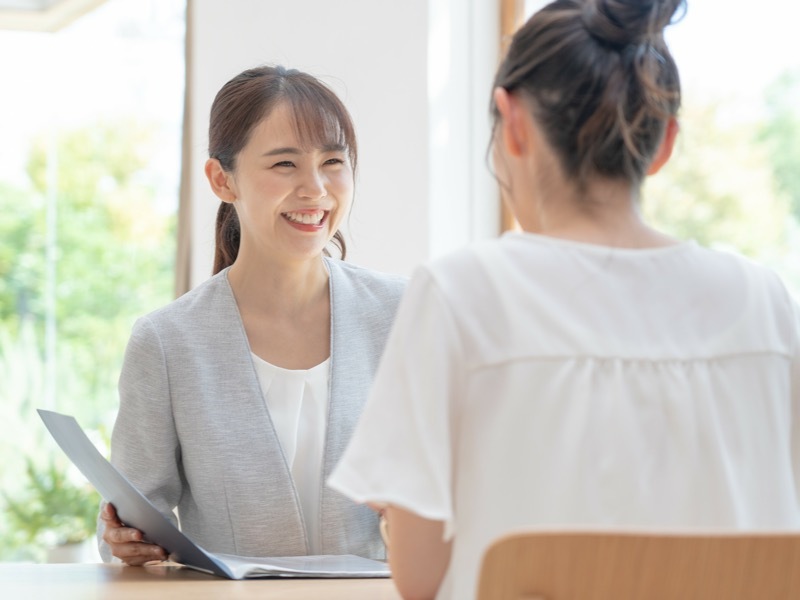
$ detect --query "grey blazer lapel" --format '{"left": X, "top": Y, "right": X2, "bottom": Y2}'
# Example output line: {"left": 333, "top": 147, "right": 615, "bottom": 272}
{"left": 209, "top": 270, "right": 308, "bottom": 554}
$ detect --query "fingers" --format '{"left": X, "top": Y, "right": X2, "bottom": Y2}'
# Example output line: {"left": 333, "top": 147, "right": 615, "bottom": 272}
{"left": 105, "top": 531, "right": 168, "bottom": 565}
{"left": 100, "top": 503, "right": 122, "bottom": 527}
{"left": 104, "top": 524, "right": 143, "bottom": 545}
{"left": 109, "top": 541, "right": 167, "bottom": 566}
{"left": 100, "top": 503, "right": 167, "bottom": 565}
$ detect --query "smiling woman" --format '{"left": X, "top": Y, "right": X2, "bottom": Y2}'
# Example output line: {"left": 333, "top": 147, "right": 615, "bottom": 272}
{"left": 208, "top": 100, "right": 354, "bottom": 276}
{"left": 97, "top": 64, "right": 407, "bottom": 566}
{"left": 207, "top": 67, "right": 357, "bottom": 274}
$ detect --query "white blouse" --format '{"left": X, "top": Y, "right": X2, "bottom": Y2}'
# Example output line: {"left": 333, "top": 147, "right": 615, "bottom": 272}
{"left": 329, "top": 233, "right": 800, "bottom": 600}
{"left": 251, "top": 353, "right": 330, "bottom": 555}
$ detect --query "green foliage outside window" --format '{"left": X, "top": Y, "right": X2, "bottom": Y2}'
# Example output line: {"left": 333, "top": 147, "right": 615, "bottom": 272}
{"left": 644, "top": 68, "right": 800, "bottom": 299}
{"left": 0, "top": 119, "right": 175, "bottom": 561}
{"left": 3, "top": 457, "right": 101, "bottom": 557}
{"left": 759, "top": 71, "right": 800, "bottom": 222}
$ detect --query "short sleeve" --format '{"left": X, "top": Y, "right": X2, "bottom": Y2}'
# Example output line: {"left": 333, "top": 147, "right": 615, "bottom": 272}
{"left": 328, "top": 266, "right": 463, "bottom": 540}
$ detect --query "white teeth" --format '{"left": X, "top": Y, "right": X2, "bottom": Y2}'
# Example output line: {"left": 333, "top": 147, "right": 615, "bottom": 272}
{"left": 284, "top": 210, "right": 325, "bottom": 225}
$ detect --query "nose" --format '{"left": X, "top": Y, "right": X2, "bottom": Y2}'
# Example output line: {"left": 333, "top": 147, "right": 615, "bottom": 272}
{"left": 298, "top": 168, "right": 327, "bottom": 200}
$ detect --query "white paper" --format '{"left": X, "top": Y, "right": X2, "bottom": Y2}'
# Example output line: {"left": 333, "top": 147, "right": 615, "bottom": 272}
{"left": 213, "top": 553, "right": 391, "bottom": 579}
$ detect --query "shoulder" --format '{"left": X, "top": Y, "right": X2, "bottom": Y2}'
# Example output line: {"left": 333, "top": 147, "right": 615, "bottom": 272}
{"left": 139, "top": 269, "right": 234, "bottom": 325}
{"left": 691, "top": 243, "right": 792, "bottom": 297}
{"left": 129, "top": 269, "right": 237, "bottom": 345}
{"left": 689, "top": 245, "right": 800, "bottom": 354}
{"left": 416, "top": 238, "right": 506, "bottom": 299}
{"left": 693, "top": 244, "right": 800, "bottom": 323}
{"left": 326, "top": 258, "right": 408, "bottom": 304}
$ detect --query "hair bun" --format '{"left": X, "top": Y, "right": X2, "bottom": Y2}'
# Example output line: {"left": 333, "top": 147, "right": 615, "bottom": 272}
{"left": 581, "top": 0, "right": 685, "bottom": 49}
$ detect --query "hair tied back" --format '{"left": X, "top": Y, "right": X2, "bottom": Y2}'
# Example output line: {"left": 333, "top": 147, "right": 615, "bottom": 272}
{"left": 581, "top": 0, "right": 686, "bottom": 50}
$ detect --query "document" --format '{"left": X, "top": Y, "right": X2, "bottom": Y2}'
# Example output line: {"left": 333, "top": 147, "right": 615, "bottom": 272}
{"left": 37, "top": 409, "right": 391, "bottom": 580}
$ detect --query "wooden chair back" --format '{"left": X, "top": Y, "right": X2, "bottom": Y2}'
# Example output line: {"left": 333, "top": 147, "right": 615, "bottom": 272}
{"left": 476, "top": 530, "right": 800, "bottom": 600}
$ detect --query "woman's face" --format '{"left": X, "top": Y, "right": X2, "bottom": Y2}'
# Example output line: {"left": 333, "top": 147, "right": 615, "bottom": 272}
{"left": 228, "top": 102, "right": 353, "bottom": 263}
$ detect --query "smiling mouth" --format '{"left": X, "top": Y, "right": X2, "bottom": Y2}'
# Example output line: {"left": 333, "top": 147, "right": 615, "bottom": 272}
{"left": 282, "top": 210, "right": 328, "bottom": 226}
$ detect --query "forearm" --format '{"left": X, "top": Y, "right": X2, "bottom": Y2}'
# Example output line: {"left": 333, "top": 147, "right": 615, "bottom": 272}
{"left": 386, "top": 506, "right": 452, "bottom": 600}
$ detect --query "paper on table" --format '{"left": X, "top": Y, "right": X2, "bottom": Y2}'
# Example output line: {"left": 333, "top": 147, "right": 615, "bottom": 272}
{"left": 213, "top": 553, "right": 392, "bottom": 579}
{"left": 37, "top": 409, "right": 390, "bottom": 580}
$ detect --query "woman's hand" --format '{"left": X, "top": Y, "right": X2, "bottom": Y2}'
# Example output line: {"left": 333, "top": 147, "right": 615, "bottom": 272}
{"left": 366, "top": 502, "right": 390, "bottom": 547}
{"left": 100, "top": 503, "right": 167, "bottom": 565}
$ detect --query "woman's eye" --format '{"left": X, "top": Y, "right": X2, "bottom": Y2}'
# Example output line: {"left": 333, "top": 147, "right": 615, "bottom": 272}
{"left": 273, "top": 160, "right": 295, "bottom": 168}
{"left": 324, "top": 158, "right": 345, "bottom": 166}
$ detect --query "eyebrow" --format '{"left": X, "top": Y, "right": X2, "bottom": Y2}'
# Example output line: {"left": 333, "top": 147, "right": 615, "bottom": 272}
{"left": 262, "top": 143, "right": 347, "bottom": 157}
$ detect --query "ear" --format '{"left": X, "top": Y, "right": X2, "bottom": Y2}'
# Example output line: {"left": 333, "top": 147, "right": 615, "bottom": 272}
{"left": 647, "top": 117, "right": 679, "bottom": 175}
{"left": 493, "top": 87, "right": 529, "bottom": 158}
{"left": 205, "top": 158, "right": 237, "bottom": 203}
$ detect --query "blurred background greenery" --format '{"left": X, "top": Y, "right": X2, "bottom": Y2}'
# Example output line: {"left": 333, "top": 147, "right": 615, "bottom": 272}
{"left": 644, "top": 69, "right": 800, "bottom": 298}
{"left": 0, "top": 0, "right": 182, "bottom": 562}
{"left": 0, "top": 118, "right": 177, "bottom": 561}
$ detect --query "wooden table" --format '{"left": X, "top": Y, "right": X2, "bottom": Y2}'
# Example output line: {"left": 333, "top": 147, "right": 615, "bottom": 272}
{"left": 0, "top": 562, "right": 403, "bottom": 599}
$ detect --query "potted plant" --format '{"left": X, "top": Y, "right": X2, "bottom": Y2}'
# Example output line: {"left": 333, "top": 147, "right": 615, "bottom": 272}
{"left": 3, "top": 455, "right": 101, "bottom": 562}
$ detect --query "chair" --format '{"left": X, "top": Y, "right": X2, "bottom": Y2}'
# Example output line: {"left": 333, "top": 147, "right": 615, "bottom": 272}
{"left": 476, "top": 530, "right": 800, "bottom": 600}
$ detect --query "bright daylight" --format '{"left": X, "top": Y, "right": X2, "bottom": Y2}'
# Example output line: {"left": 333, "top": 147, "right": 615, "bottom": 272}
{"left": 1, "top": 0, "right": 799, "bottom": 598}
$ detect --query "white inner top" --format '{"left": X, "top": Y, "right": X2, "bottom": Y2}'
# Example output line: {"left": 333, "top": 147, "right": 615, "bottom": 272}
{"left": 251, "top": 353, "right": 330, "bottom": 555}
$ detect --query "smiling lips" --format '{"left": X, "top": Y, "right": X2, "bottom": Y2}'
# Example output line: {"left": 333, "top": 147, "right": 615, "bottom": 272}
{"left": 282, "top": 209, "right": 328, "bottom": 230}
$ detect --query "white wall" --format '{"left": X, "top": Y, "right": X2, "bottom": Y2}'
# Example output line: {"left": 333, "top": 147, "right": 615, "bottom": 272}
{"left": 189, "top": 0, "right": 499, "bottom": 285}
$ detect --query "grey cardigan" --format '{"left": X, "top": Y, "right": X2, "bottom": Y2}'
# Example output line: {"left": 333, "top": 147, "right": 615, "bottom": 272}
{"left": 99, "top": 258, "right": 406, "bottom": 561}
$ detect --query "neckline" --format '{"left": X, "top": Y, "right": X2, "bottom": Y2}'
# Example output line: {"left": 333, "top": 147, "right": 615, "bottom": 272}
{"left": 502, "top": 230, "right": 697, "bottom": 256}
{"left": 250, "top": 353, "right": 331, "bottom": 375}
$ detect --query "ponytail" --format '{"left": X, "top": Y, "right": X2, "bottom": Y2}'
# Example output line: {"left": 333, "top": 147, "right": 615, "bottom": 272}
{"left": 212, "top": 202, "right": 240, "bottom": 275}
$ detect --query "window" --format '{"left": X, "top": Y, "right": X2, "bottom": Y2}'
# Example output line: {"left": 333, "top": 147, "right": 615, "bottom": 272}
{"left": 0, "top": 0, "right": 185, "bottom": 561}
{"left": 645, "top": 0, "right": 800, "bottom": 299}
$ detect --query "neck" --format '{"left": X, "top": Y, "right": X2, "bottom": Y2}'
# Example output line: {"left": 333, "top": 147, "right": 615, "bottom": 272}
{"left": 226, "top": 254, "right": 329, "bottom": 317}
{"left": 513, "top": 177, "right": 676, "bottom": 249}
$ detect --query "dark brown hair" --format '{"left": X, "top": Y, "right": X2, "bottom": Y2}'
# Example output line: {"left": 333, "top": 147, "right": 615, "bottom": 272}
{"left": 210, "top": 65, "right": 357, "bottom": 274}
{"left": 492, "top": 0, "right": 684, "bottom": 188}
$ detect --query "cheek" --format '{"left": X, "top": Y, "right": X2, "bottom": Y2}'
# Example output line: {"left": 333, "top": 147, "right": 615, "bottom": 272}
{"left": 237, "top": 172, "right": 282, "bottom": 202}
{"left": 328, "top": 183, "right": 352, "bottom": 233}
{"left": 331, "top": 172, "right": 354, "bottom": 207}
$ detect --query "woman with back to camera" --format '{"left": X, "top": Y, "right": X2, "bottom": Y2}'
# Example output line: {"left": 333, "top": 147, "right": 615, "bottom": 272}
{"left": 97, "top": 65, "right": 406, "bottom": 565}
{"left": 328, "top": 0, "right": 800, "bottom": 598}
